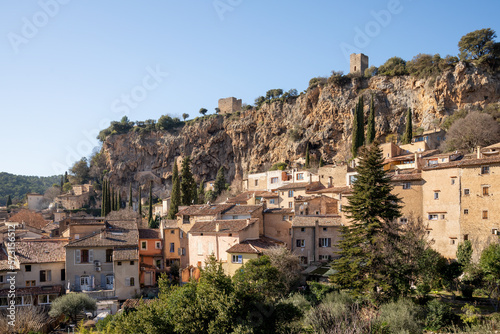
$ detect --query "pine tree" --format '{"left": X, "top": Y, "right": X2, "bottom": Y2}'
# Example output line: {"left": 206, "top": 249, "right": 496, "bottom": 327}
{"left": 167, "top": 163, "right": 180, "bottom": 219}
{"left": 197, "top": 178, "right": 206, "bottom": 205}
{"left": 180, "top": 156, "right": 196, "bottom": 206}
{"left": 331, "top": 142, "right": 402, "bottom": 299}
{"left": 213, "top": 166, "right": 226, "bottom": 198}
{"left": 148, "top": 181, "right": 154, "bottom": 226}
{"left": 6, "top": 195, "right": 12, "bottom": 207}
{"left": 366, "top": 94, "right": 376, "bottom": 144}
{"left": 129, "top": 183, "right": 133, "bottom": 209}
{"left": 401, "top": 107, "right": 413, "bottom": 144}
{"left": 106, "top": 181, "right": 111, "bottom": 215}
{"left": 138, "top": 186, "right": 142, "bottom": 216}
{"left": 305, "top": 143, "right": 310, "bottom": 168}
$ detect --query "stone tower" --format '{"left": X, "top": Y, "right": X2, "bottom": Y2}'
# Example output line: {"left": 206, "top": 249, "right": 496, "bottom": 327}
{"left": 350, "top": 53, "right": 369, "bottom": 76}
{"left": 218, "top": 97, "right": 242, "bottom": 114}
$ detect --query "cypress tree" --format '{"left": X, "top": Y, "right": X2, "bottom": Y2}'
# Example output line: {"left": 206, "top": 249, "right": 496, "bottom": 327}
{"left": 60, "top": 175, "right": 64, "bottom": 189}
{"left": 64, "top": 171, "right": 69, "bottom": 184}
{"left": 6, "top": 195, "right": 12, "bottom": 207}
{"left": 111, "top": 188, "right": 115, "bottom": 212}
{"left": 351, "top": 96, "right": 365, "bottom": 157}
{"left": 401, "top": 107, "right": 413, "bottom": 145}
{"left": 180, "top": 156, "right": 196, "bottom": 206}
{"left": 138, "top": 186, "right": 142, "bottom": 216}
{"left": 118, "top": 191, "right": 121, "bottom": 210}
{"left": 167, "top": 163, "right": 180, "bottom": 219}
{"left": 331, "top": 142, "right": 402, "bottom": 299}
{"left": 213, "top": 166, "right": 226, "bottom": 198}
{"left": 197, "top": 178, "right": 206, "bottom": 205}
{"left": 319, "top": 156, "right": 324, "bottom": 167}
{"left": 129, "top": 183, "right": 133, "bottom": 209}
{"left": 148, "top": 181, "right": 153, "bottom": 226}
{"left": 106, "top": 181, "right": 111, "bottom": 215}
{"left": 101, "top": 180, "right": 106, "bottom": 217}
{"left": 357, "top": 96, "right": 365, "bottom": 148}
{"left": 366, "top": 94, "right": 376, "bottom": 144}
{"left": 305, "top": 143, "right": 310, "bottom": 168}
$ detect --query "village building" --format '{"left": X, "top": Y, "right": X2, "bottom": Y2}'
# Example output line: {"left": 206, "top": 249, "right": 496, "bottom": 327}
{"left": 138, "top": 228, "right": 163, "bottom": 286}
{"left": 262, "top": 208, "right": 294, "bottom": 247}
{"left": 160, "top": 219, "right": 182, "bottom": 269}
{"left": 27, "top": 193, "right": 45, "bottom": 211}
{"left": 225, "top": 237, "right": 283, "bottom": 276}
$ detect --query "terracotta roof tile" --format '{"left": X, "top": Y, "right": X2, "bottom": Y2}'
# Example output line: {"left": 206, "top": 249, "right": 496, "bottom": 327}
{"left": 223, "top": 205, "right": 262, "bottom": 216}
{"left": 67, "top": 221, "right": 138, "bottom": 248}
{"left": 138, "top": 229, "right": 161, "bottom": 239}
{"left": 121, "top": 298, "right": 154, "bottom": 309}
{"left": 263, "top": 208, "right": 295, "bottom": 214}
{"left": 0, "top": 285, "right": 62, "bottom": 296}
{"left": 15, "top": 239, "right": 67, "bottom": 263}
{"left": 190, "top": 219, "right": 258, "bottom": 233}
{"left": 308, "top": 186, "right": 352, "bottom": 194}
{"left": 226, "top": 191, "right": 271, "bottom": 204}
{"left": 8, "top": 210, "right": 49, "bottom": 229}
{"left": 292, "top": 215, "right": 342, "bottom": 227}
{"left": 226, "top": 237, "right": 284, "bottom": 254}
{"left": 114, "top": 247, "right": 139, "bottom": 261}
{"left": 277, "top": 181, "right": 324, "bottom": 191}
{"left": 176, "top": 204, "right": 234, "bottom": 216}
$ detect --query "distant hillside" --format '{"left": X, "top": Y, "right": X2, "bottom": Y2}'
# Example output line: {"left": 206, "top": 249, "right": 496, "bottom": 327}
{"left": 0, "top": 172, "right": 61, "bottom": 206}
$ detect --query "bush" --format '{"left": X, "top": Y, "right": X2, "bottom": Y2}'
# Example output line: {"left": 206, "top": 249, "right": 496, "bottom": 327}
{"left": 460, "top": 303, "right": 480, "bottom": 325}
{"left": 328, "top": 70, "right": 350, "bottom": 86}
{"left": 156, "top": 114, "right": 183, "bottom": 131}
{"left": 308, "top": 76, "right": 327, "bottom": 89}
{"left": 307, "top": 282, "right": 337, "bottom": 304}
{"left": 269, "top": 162, "right": 288, "bottom": 171}
{"left": 48, "top": 293, "right": 97, "bottom": 323}
{"left": 378, "top": 298, "right": 424, "bottom": 334}
{"left": 441, "top": 109, "right": 468, "bottom": 130}
{"left": 364, "top": 66, "right": 378, "bottom": 77}
{"left": 379, "top": 57, "right": 408, "bottom": 76}
{"left": 287, "top": 127, "right": 302, "bottom": 142}
{"left": 425, "top": 299, "right": 454, "bottom": 331}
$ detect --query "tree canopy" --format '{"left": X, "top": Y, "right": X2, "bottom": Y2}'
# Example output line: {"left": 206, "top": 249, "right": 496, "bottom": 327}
{"left": 458, "top": 28, "right": 500, "bottom": 66}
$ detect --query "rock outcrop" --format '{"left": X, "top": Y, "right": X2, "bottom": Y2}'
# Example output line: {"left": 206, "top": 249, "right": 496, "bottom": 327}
{"left": 101, "top": 63, "right": 500, "bottom": 196}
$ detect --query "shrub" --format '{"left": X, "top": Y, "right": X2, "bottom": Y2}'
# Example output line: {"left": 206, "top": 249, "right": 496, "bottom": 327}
{"left": 48, "top": 293, "right": 97, "bottom": 323}
{"left": 156, "top": 114, "right": 183, "bottom": 131}
{"left": 460, "top": 303, "right": 480, "bottom": 325}
{"left": 308, "top": 76, "right": 327, "bottom": 89}
{"left": 328, "top": 70, "right": 350, "bottom": 86}
{"left": 364, "top": 66, "right": 378, "bottom": 77}
{"left": 379, "top": 57, "right": 408, "bottom": 76}
{"left": 307, "top": 282, "right": 338, "bottom": 304}
{"left": 441, "top": 109, "right": 468, "bottom": 130}
{"left": 287, "top": 127, "right": 302, "bottom": 142}
{"left": 269, "top": 162, "right": 288, "bottom": 171}
{"left": 378, "top": 298, "right": 424, "bottom": 334}
{"left": 425, "top": 299, "right": 454, "bottom": 331}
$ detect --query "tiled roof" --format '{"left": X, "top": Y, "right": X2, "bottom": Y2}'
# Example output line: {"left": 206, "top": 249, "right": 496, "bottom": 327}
{"left": 308, "top": 186, "right": 352, "bottom": 194}
{"left": 42, "top": 222, "right": 60, "bottom": 233}
{"left": 67, "top": 221, "right": 138, "bottom": 248}
{"left": 162, "top": 219, "right": 178, "bottom": 228}
{"left": 226, "top": 191, "right": 269, "bottom": 203}
{"left": 295, "top": 194, "right": 338, "bottom": 203}
{"left": 277, "top": 181, "right": 324, "bottom": 191}
{"left": 223, "top": 205, "right": 262, "bottom": 216}
{"left": 190, "top": 219, "right": 258, "bottom": 233}
{"left": 422, "top": 156, "right": 500, "bottom": 171}
{"left": 263, "top": 208, "right": 294, "bottom": 214}
{"left": 8, "top": 210, "right": 50, "bottom": 229}
{"left": 114, "top": 247, "right": 139, "bottom": 261}
{"left": 15, "top": 239, "right": 67, "bottom": 263}
{"left": 390, "top": 172, "right": 423, "bottom": 181}
{"left": 292, "top": 215, "right": 342, "bottom": 227}
{"left": 138, "top": 228, "right": 161, "bottom": 239}
{"left": 176, "top": 204, "right": 234, "bottom": 216}
{"left": 121, "top": 298, "right": 154, "bottom": 309}
{"left": 0, "top": 285, "right": 62, "bottom": 296}
{"left": 226, "top": 237, "right": 284, "bottom": 254}
{"left": 0, "top": 247, "right": 12, "bottom": 271}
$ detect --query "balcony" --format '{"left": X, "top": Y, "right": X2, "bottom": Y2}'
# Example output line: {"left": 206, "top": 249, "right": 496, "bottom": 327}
{"left": 81, "top": 289, "right": 116, "bottom": 300}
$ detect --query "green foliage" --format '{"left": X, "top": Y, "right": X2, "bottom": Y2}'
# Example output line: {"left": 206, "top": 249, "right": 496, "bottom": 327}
{"left": 400, "top": 107, "right": 413, "bottom": 145}
{"left": 366, "top": 94, "right": 376, "bottom": 144}
{"left": 364, "top": 66, "right": 378, "bottom": 77}
{"left": 0, "top": 172, "right": 61, "bottom": 206}
{"left": 287, "top": 126, "right": 302, "bottom": 142}
{"left": 213, "top": 166, "right": 227, "bottom": 199}
{"left": 269, "top": 162, "right": 288, "bottom": 171}
{"left": 6, "top": 195, "right": 12, "bottom": 207}
{"left": 378, "top": 298, "right": 424, "bottom": 334}
{"left": 156, "top": 115, "right": 183, "bottom": 131}
{"left": 62, "top": 182, "right": 72, "bottom": 193}
{"left": 182, "top": 113, "right": 189, "bottom": 121}
{"left": 351, "top": 96, "right": 365, "bottom": 157}
{"left": 48, "top": 293, "right": 97, "bottom": 323}
{"left": 196, "top": 178, "right": 205, "bottom": 205}
{"left": 483, "top": 102, "right": 500, "bottom": 123}
{"left": 460, "top": 303, "right": 480, "bottom": 325}
{"left": 328, "top": 70, "right": 350, "bottom": 86}
{"left": 148, "top": 181, "right": 154, "bottom": 227}
{"left": 442, "top": 109, "right": 468, "bottom": 130}
{"left": 98, "top": 116, "right": 135, "bottom": 141}
{"left": 199, "top": 108, "right": 208, "bottom": 116}
{"left": 138, "top": 186, "right": 142, "bottom": 216}
{"left": 425, "top": 299, "right": 454, "bottom": 331}
{"left": 458, "top": 28, "right": 500, "bottom": 67}
{"left": 254, "top": 95, "right": 266, "bottom": 107}
{"left": 331, "top": 142, "right": 402, "bottom": 301}
{"left": 319, "top": 156, "right": 324, "bottom": 167}
{"left": 308, "top": 76, "right": 327, "bottom": 90}
{"left": 167, "top": 163, "right": 180, "bottom": 219}
{"left": 378, "top": 56, "right": 408, "bottom": 76}
{"left": 305, "top": 143, "right": 310, "bottom": 168}
{"left": 307, "top": 281, "right": 337, "bottom": 304}
{"left": 69, "top": 157, "right": 90, "bottom": 185}
{"left": 407, "top": 53, "right": 458, "bottom": 78}
{"left": 180, "top": 156, "right": 196, "bottom": 206}
{"left": 128, "top": 183, "right": 133, "bottom": 208}
{"left": 457, "top": 240, "right": 473, "bottom": 269}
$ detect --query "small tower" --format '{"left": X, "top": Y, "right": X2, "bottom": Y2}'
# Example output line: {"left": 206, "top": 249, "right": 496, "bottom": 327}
{"left": 350, "top": 53, "right": 369, "bottom": 76}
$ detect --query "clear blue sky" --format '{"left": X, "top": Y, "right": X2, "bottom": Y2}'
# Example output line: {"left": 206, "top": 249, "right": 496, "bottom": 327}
{"left": 0, "top": 0, "right": 499, "bottom": 176}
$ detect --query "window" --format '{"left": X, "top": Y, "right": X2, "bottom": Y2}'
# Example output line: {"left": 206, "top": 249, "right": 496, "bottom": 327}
{"left": 155, "top": 259, "right": 162, "bottom": 269}
{"left": 117, "top": 261, "right": 122, "bottom": 266}
{"left": 434, "top": 191, "right": 439, "bottom": 200}
{"left": 402, "top": 182, "right": 411, "bottom": 189}
{"left": 288, "top": 202, "right": 293, "bottom": 208}
{"left": 464, "top": 209, "right": 469, "bottom": 215}
{"left": 483, "top": 210, "right": 489, "bottom": 219}
{"left": 232, "top": 215, "right": 238, "bottom": 219}
{"left": 77, "top": 249, "right": 93, "bottom": 263}
{"left": 481, "top": 166, "right": 490, "bottom": 174}
{"left": 25, "top": 265, "right": 31, "bottom": 272}
{"left": 61, "top": 269, "right": 65, "bottom": 281}
{"left": 464, "top": 234, "right": 469, "bottom": 241}
{"left": 155, "top": 241, "right": 161, "bottom": 249}
{"left": 40, "top": 270, "right": 51, "bottom": 282}
{"left": 232, "top": 255, "right": 243, "bottom": 263}
{"left": 288, "top": 190, "right": 294, "bottom": 198}
{"left": 254, "top": 179, "right": 258, "bottom": 186}
{"left": 170, "top": 230, "right": 175, "bottom": 234}
{"left": 319, "top": 255, "right": 332, "bottom": 261}
{"left": 492, "top": 229, "right": 498, "bottom": 235}
{"left": 400, "top": 217, "right": 408, "bottom": 224}
{"left": 26, "top": 280, "right": 35, "bottom": 286}
{"left": 270, "top": 177, "right": 278, "bottom": 184}
{"left": 323, "top": 227, "right": 327, "bottom": 231}
{"left": 15, "top": 296, "right": 32, "bottom": 306}
{"left": 269, "top": 198, "right": 275, "bottom": 204}
{"left": 198, "top": 241, "right": 203, "bottom": 255}
{"left": 296, "top": 239, "right": 305, "bottom": 248}
{"left": 170, "top": 243, "right": 175, "bottom": 253}
{"left": 300, "top": 256, "right": 308, "bottom": 265}
{"left": 141, "top": 241, "right": 147, "bottom": 250}
{"left": 0, "top": 276, "right": 3, "bottom": 283}
{"left": 428, "top": 214, "right": 438, "bottom": 220}
{"left": 38, "top": 294, "right": 56, "bottom": 305}
{"left": 126, "top": 277, "right": 135, "bottom": 286}
{"left": 106, "top": 249, "right": 113, "bottom": 262}
{"left": 297, "top": 173, "right": 304, "bottom": 180}
{"left": 319, "top": 238, "right": 331, "bottom": 247}
{"left": 483, "top": 186, "right": 490, "bottom": 196}
{"left": 441, "top": 214, "right": 446, "bottom": 219}
{"left": 464, "top": 188, "right": 470, "bottom": 195}
{"left": 130, "top": 261, "right": 134, "bottom": 265}
{"left": 301, "top": 227, "right": 305, "bottom": 232}
{"left": 450, "top": 239, "right": 456, "bottom": 245}
{"left": 282, "top": 215, "right": 287, "bottom": 221}
{"left": 451, "top": 178, "right": 456, "bottom": 185}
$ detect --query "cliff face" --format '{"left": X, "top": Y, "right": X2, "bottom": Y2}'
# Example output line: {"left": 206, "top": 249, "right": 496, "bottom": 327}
{"left": 102, "top": 62, "right": 500, "bottom": 196}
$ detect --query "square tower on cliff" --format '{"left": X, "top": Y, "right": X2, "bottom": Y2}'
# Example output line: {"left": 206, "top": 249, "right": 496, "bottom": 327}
{"left": 218, "top": 97, "right": 242, "bottom": 114}
{"left": 350, "top": 53, "right": 369, "bottom": 76}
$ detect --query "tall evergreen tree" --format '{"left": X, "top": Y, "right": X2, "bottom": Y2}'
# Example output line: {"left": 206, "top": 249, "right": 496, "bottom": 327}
{"left": 129, "top": 183, "right": 133, "bottom": 209}
{"left": 180, "top": 156, "right": 196, "bottom": 206}
{"left": 319, "top": 156, "right": 324, "bottom": 167}
{"left": 148, "top": 181, "right": 154, "bottom": 226}
{"left": 101, "top": 180, "right": 106, "bottom": 217}
{"left": 118, "top": 191, "right": 121, "bottom": 210}
{"left": 167, "top": 163, "right": 180, "bottom": 219}
{"left": 6, "top": 195, "right": 12, "bottom": 207}
{"left": 60, "top": 175, "right": 64, "bottom": 189}
{"left": 138, "top": 186, "right": 142, "bottom": 216}
{"left": 401, "top": 107, "right": 413, "bottom": 144}
{"left": 213, "top": 167, "right": 226, "bottom": 198}
{"left": 111, "top": 188, "right": 115, "bottom": 212}
{"left": 366, "top": 95, "right": 376, "bottom": 144}
{"left": 357, "top": 96, "right": 365, "bottom": 148}
{"left": 64, "top": 171, "right": 69, "bottom": 184}
{"left": 305, "top": 143, "right": 310, "bottom": 168}
{"left": 331, "top": 142, "right": 402, "bottom": 300}
{"left": 351, "top": 96, "right": 365, "bottom": 157}
{"left": 197, "top": 178, "right": 206, "bottom": 205}
{"left": 106, "top": 181, "right": 111, "bottom": 215}
{"left": 351, "top": 107, "right": 359, "bottom": 157}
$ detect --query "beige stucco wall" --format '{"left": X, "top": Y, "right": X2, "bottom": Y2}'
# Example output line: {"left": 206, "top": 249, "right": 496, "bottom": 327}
{"left": 318, "top": 165, "right": 350, "bottom": 187}
{"left": 66, "top": 247, "right": 114, "bottom": 291}
{"left": 114, "top": 260, "right": 139, "bottom": 300}
{"left": 422, "top": 168, "right": 461, "bottom": 258}
{"left": 223, "top": 252, "right": 258, "bottom": 276}
{"left": 16, "top": 262, "right": 65, "bottom": 288}
{"left": 391, "top": 179, "right": 424, "bottom": 222}
{"left": 263, "top": 213, "right": 292, "bottom": 248}
{"left": 188, "top": 234, "right": 240, "bottom": 268}
{"left": 292, "top": 224, "right": 341, "bottom": 264}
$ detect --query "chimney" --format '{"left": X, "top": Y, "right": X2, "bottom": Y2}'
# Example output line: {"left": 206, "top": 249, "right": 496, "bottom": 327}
{"left": 215, "top": 223, "right": 219, "bottom": 232}
{"left": 414, "top": 152, "right": 420, "bottom": 170}
{"left": 477, "top": 146, "right": 482, "bottom": 159}
{"left": 309, "top": 174, "right": 312, "bottom": 184}
{"left": 328, "top": 176, "right": 332, "bottom": 188}
{"left": 246, "top": 218, "right": 250, "bottom": 227}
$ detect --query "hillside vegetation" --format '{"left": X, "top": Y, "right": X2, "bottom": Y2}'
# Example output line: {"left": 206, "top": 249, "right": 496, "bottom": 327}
{"left": 0, "top": 172, "right": 60, "bottom": 206}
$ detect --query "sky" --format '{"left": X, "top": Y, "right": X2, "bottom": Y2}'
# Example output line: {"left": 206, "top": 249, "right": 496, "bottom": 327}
{"left": 0, "top": 0, "right": 499, "bottom": 177}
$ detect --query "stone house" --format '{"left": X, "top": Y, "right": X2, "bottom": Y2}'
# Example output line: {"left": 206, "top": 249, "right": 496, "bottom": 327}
{"left": 27, "top": 193, "right": 44, "bottom": 211}
{"left": 225, "top": 237, "right": 283, "bottom": 276}
{"left": 262, "top": 208, "right": 294, "bottom": 248}
{"left": 138, "top": 228, "right": 163, "bottom": 286}
{"left": 160, "top": 219, "right": 182, "bottom": 269}
{"left": 389, "top": 171, "right": 424, "bottom": 224}
{"left": 276, "top": 182, "right": 324, "bottom": 209}
{"left": 243, "top": 169, "right": 320, "bottom": 192}
{"left": 412, "top": 128, "right": 446, "bottom": 150}
{"left": 65, "top": 220, "right": 139, "bottom": 301}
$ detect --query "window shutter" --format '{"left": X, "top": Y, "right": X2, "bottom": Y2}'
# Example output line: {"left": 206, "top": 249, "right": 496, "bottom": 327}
{"left": 40, "top": 271, "right": 43, "bottom": 282}
{"left": 101, "top": 274, "right": 106, "bottom": 288}
{"left": 48, "top": 270, "right": 52, "bottom": 282}
{"left": 125, "top": 277, "right": 130, "bottom": 286}
{"left": 178, "top": 247, "right": 181, "bottom": 256}
{"left": 75, "top": 250, "right": 81, "bottom": 264}
{"left": 91, "top": 275, "right": 95, "bottom": 288}
{"left": 75, "top": 275, "right": 80, "bottom": 290}
{"left": 89, "top": 249, "right": 94, "bottom": 262}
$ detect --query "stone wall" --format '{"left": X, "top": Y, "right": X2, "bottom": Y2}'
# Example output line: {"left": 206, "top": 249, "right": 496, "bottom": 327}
{"left": 218, "top": 97, "right": 242, "bottom": 114}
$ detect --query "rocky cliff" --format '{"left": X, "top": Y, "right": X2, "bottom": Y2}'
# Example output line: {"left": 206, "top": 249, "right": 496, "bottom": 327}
{"left": 101, "top": 62, "right": 500, "bottom": 196}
